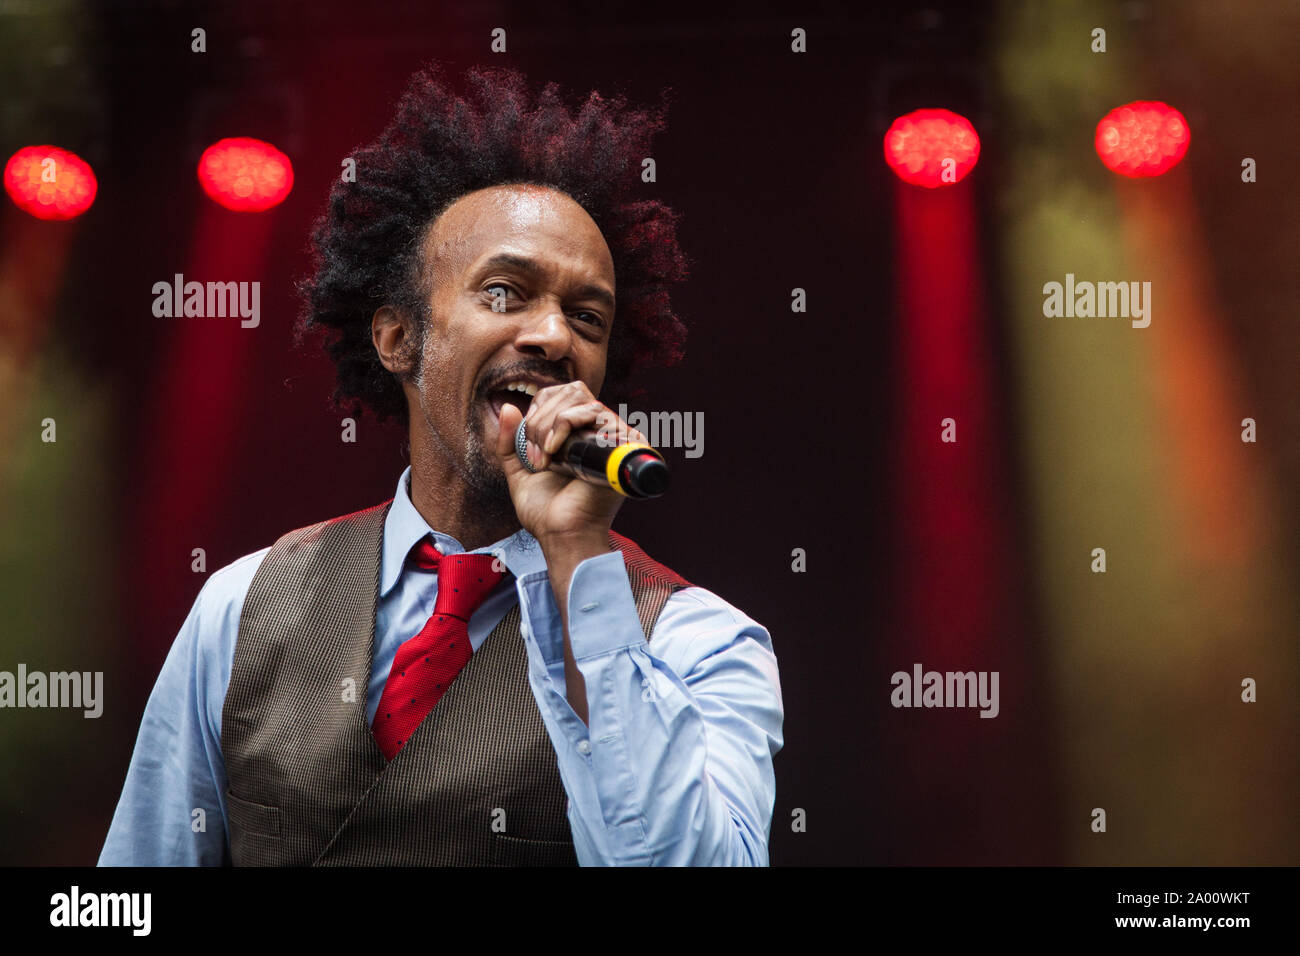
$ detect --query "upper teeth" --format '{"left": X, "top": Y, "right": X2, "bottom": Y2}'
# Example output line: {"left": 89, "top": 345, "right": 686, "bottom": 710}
{"left": 503, "top": 381, "right": 539, "bottom": 397}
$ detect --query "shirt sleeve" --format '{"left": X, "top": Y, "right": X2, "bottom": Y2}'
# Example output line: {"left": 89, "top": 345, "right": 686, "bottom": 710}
{"left": 515, "top": 550, "right": 784, "bottom": 866}
{"left": 97, "top": 549, "right": 266, "bottom": 866}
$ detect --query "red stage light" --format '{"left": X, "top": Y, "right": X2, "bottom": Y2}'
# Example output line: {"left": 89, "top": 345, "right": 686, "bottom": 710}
{"left": 1095, "top": 101, "right": 1189, "bottom": 177}
{"left": 884, "top": 109, "right": 980, "bottom": 188}
{"left": 4, "top": 145, "right": 98, "bottom": 220}
{"left": 198, "top": 137, "right": 293, "bottom": 211}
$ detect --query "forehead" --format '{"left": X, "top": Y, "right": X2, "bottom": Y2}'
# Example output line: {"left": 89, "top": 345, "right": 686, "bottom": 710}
{"left": 422, "top": 184, "right": 614, "bottom": 285}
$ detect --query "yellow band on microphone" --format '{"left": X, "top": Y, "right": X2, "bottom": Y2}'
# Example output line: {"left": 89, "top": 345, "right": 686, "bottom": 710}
{"left": 605, "top": 442, "right": 658, "bottom": 494}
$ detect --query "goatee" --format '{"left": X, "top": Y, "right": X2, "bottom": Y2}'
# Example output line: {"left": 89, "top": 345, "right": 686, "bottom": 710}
{"left": 464, "top": 405, "right": 519, "bottom": 529}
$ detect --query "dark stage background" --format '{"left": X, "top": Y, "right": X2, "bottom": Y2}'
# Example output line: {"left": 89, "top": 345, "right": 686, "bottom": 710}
{"left": 2, "top": 0, "right": 1297, "bottom": 866}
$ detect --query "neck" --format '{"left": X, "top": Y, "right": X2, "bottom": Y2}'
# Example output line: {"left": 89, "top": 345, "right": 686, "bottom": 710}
{"left": 406, "top": 435, "right": 521, "bottom": 553}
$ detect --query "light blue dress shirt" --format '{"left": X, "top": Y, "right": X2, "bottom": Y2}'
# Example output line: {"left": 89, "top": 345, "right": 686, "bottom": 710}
{"left": 98, "top": 467, "right": 783, "bottom": 866}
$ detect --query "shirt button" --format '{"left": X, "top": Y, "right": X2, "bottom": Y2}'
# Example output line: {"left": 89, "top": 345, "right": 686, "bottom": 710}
{"left": 576, "top": 739, "right": 592, "bottom": 755}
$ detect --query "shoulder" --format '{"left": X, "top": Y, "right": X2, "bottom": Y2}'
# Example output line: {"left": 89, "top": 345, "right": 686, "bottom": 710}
{"left": 192, "top": 546, "right": 272, "bottom": 633}
{"left": 607, "top": 531, "right": 769, "bottom": 651}
{"left": 660, "top": 585, "right": 775, "bottom": 656}
{"left": 187, "top": 497, "right": 388, "bottom": 643}
{"left": 184, "top": 546, "right": 273, "bottom": 658}
{"left": 608, "top": 533, "right": 779, "bottom": 680}
{"left": 215, "top": 501, "right": 393, "bottom": 600}
{"left": 262, "top": 500, "right": 392, "bottom": 558}
{"left": 170, "top": 546, "right": 273, "bottom": 746}
{"left": 192, "top": 497, "right": 387, "bottom": 616}
{"left": 608, "top": 530, "right": 692, "bottom": 588}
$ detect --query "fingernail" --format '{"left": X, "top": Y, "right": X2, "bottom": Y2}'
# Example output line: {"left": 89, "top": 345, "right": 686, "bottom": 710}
{"left": 544, "top": 430, "right": 556, "bottom": 454}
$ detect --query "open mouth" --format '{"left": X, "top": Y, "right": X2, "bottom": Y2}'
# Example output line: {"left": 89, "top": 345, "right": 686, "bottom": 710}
{"left": 485, "top": 381, "right": 539, "bottom": 422}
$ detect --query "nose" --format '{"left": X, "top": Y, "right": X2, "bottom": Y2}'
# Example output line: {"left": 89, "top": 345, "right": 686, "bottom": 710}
{"left": 513, "top": 300, "right": 574, "bottom": 363}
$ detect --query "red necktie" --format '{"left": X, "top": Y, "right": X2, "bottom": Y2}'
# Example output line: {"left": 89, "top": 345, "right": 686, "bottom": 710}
{"left": 371, "top": 539, "right": 507, "bottom": 760}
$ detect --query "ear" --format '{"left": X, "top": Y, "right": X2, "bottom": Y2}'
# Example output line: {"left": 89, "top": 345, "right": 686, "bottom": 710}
{"left": 372, "top": 305, "right": 416, "bottom": 375}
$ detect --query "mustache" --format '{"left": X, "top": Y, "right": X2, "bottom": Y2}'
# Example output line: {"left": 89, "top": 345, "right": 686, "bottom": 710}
{"left": 476, "top": 360, "right": 572, "bottom": 400}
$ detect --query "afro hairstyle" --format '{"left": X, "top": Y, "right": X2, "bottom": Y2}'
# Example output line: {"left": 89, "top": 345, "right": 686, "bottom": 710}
{"left": 297, "top": 61, "right": 690, "bottom": 425}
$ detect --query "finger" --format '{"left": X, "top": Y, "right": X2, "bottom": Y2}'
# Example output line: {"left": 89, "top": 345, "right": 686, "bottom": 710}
{"left": 589, "top": 408, "right": 622, "bottom": 448}
{"left": 528, "top": 381, "right": 595, "bottom": 451}
{"left": 544, "top": 401, "right": 606, "bottom": 456}
{"left": 499, "top": 402, "right": 554, "bottom": 474}
{"left": 587, "top": 408, "right": 649, "bottom": 449}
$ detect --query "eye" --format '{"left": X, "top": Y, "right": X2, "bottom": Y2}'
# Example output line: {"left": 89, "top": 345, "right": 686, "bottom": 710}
{"left": 573, "top": 310, "right": 603, "bottom": 327}
{"left": 483, "top": 283, "right": 518, "bottom": 310}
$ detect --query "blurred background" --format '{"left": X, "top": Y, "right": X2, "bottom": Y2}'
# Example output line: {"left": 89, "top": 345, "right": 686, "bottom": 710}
{"left": 1, "top": 0, "right": 1297, "bottom": 865}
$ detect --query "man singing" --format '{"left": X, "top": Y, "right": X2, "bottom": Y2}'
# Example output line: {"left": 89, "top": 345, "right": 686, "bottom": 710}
{"left": 99, "top": 63, "right": 784, "bottom": 866}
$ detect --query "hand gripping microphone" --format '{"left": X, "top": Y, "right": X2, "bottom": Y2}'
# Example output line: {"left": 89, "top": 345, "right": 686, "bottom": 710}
{"left": 515, "top": 419, "right": 670, "bottom": 499}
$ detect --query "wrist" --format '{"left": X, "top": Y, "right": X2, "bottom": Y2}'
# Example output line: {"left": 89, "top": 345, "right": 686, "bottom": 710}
{"left": 538, "top": 529, "right": 611, "bottom": 561}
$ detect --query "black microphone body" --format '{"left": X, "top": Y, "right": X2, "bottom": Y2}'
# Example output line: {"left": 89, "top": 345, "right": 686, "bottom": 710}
{"left": 516, "top": 422, "right": 670, "bottom": 499}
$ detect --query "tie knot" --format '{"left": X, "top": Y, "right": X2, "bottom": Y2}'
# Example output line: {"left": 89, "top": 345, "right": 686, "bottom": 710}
{"left": 432, "top": 551, "right": 509, "bottom": 621}
{"left": 409, "top": 539, "right": 442, "bottom": 571}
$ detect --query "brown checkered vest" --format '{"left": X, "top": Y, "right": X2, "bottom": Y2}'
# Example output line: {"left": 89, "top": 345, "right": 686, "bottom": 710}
{"left": 220, "top": 500, "right": 690, "bottom": 866}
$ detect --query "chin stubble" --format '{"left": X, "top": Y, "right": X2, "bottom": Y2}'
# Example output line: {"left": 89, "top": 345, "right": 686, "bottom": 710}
{"left": 463, "top": 398, "right": 517, "bottom": 526}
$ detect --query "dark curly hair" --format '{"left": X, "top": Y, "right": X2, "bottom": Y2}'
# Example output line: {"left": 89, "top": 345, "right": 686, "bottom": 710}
{"left": 297, "top": 61, "right": 690, "bottom": 425}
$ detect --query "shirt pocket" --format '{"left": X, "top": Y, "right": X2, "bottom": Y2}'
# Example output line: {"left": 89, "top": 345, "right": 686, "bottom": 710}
{"left": 226, "top": 790, "right": 282, "bottom": 839}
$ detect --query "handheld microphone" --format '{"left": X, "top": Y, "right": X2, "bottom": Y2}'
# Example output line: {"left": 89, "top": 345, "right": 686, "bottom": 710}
{"left": 515, "top": 420, "right": 670, "bottom": 499}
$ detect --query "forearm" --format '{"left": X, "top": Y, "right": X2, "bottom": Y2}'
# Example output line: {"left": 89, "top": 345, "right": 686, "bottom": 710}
{"left": 515, "top": 556, "right": 783, "bottom": 866}
{"left": 99, "top": 605, "right": 230, "bottom": 866}
{"left": 539, "top": 530, "right": 609, "bottom": 726}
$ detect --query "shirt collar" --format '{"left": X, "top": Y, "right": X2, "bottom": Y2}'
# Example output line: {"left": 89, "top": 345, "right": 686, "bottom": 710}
{"left": 379, "top": 466, "right": 549, "bottom": 597}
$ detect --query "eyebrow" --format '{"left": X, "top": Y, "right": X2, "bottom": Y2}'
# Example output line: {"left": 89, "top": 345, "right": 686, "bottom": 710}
{"left": 475, "top": 253, "right": 615, "bottom": 311}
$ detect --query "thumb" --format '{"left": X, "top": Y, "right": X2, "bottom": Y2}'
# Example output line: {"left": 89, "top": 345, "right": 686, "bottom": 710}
{"left": 496, "top": 401, "right": 524, "bottom": 470}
